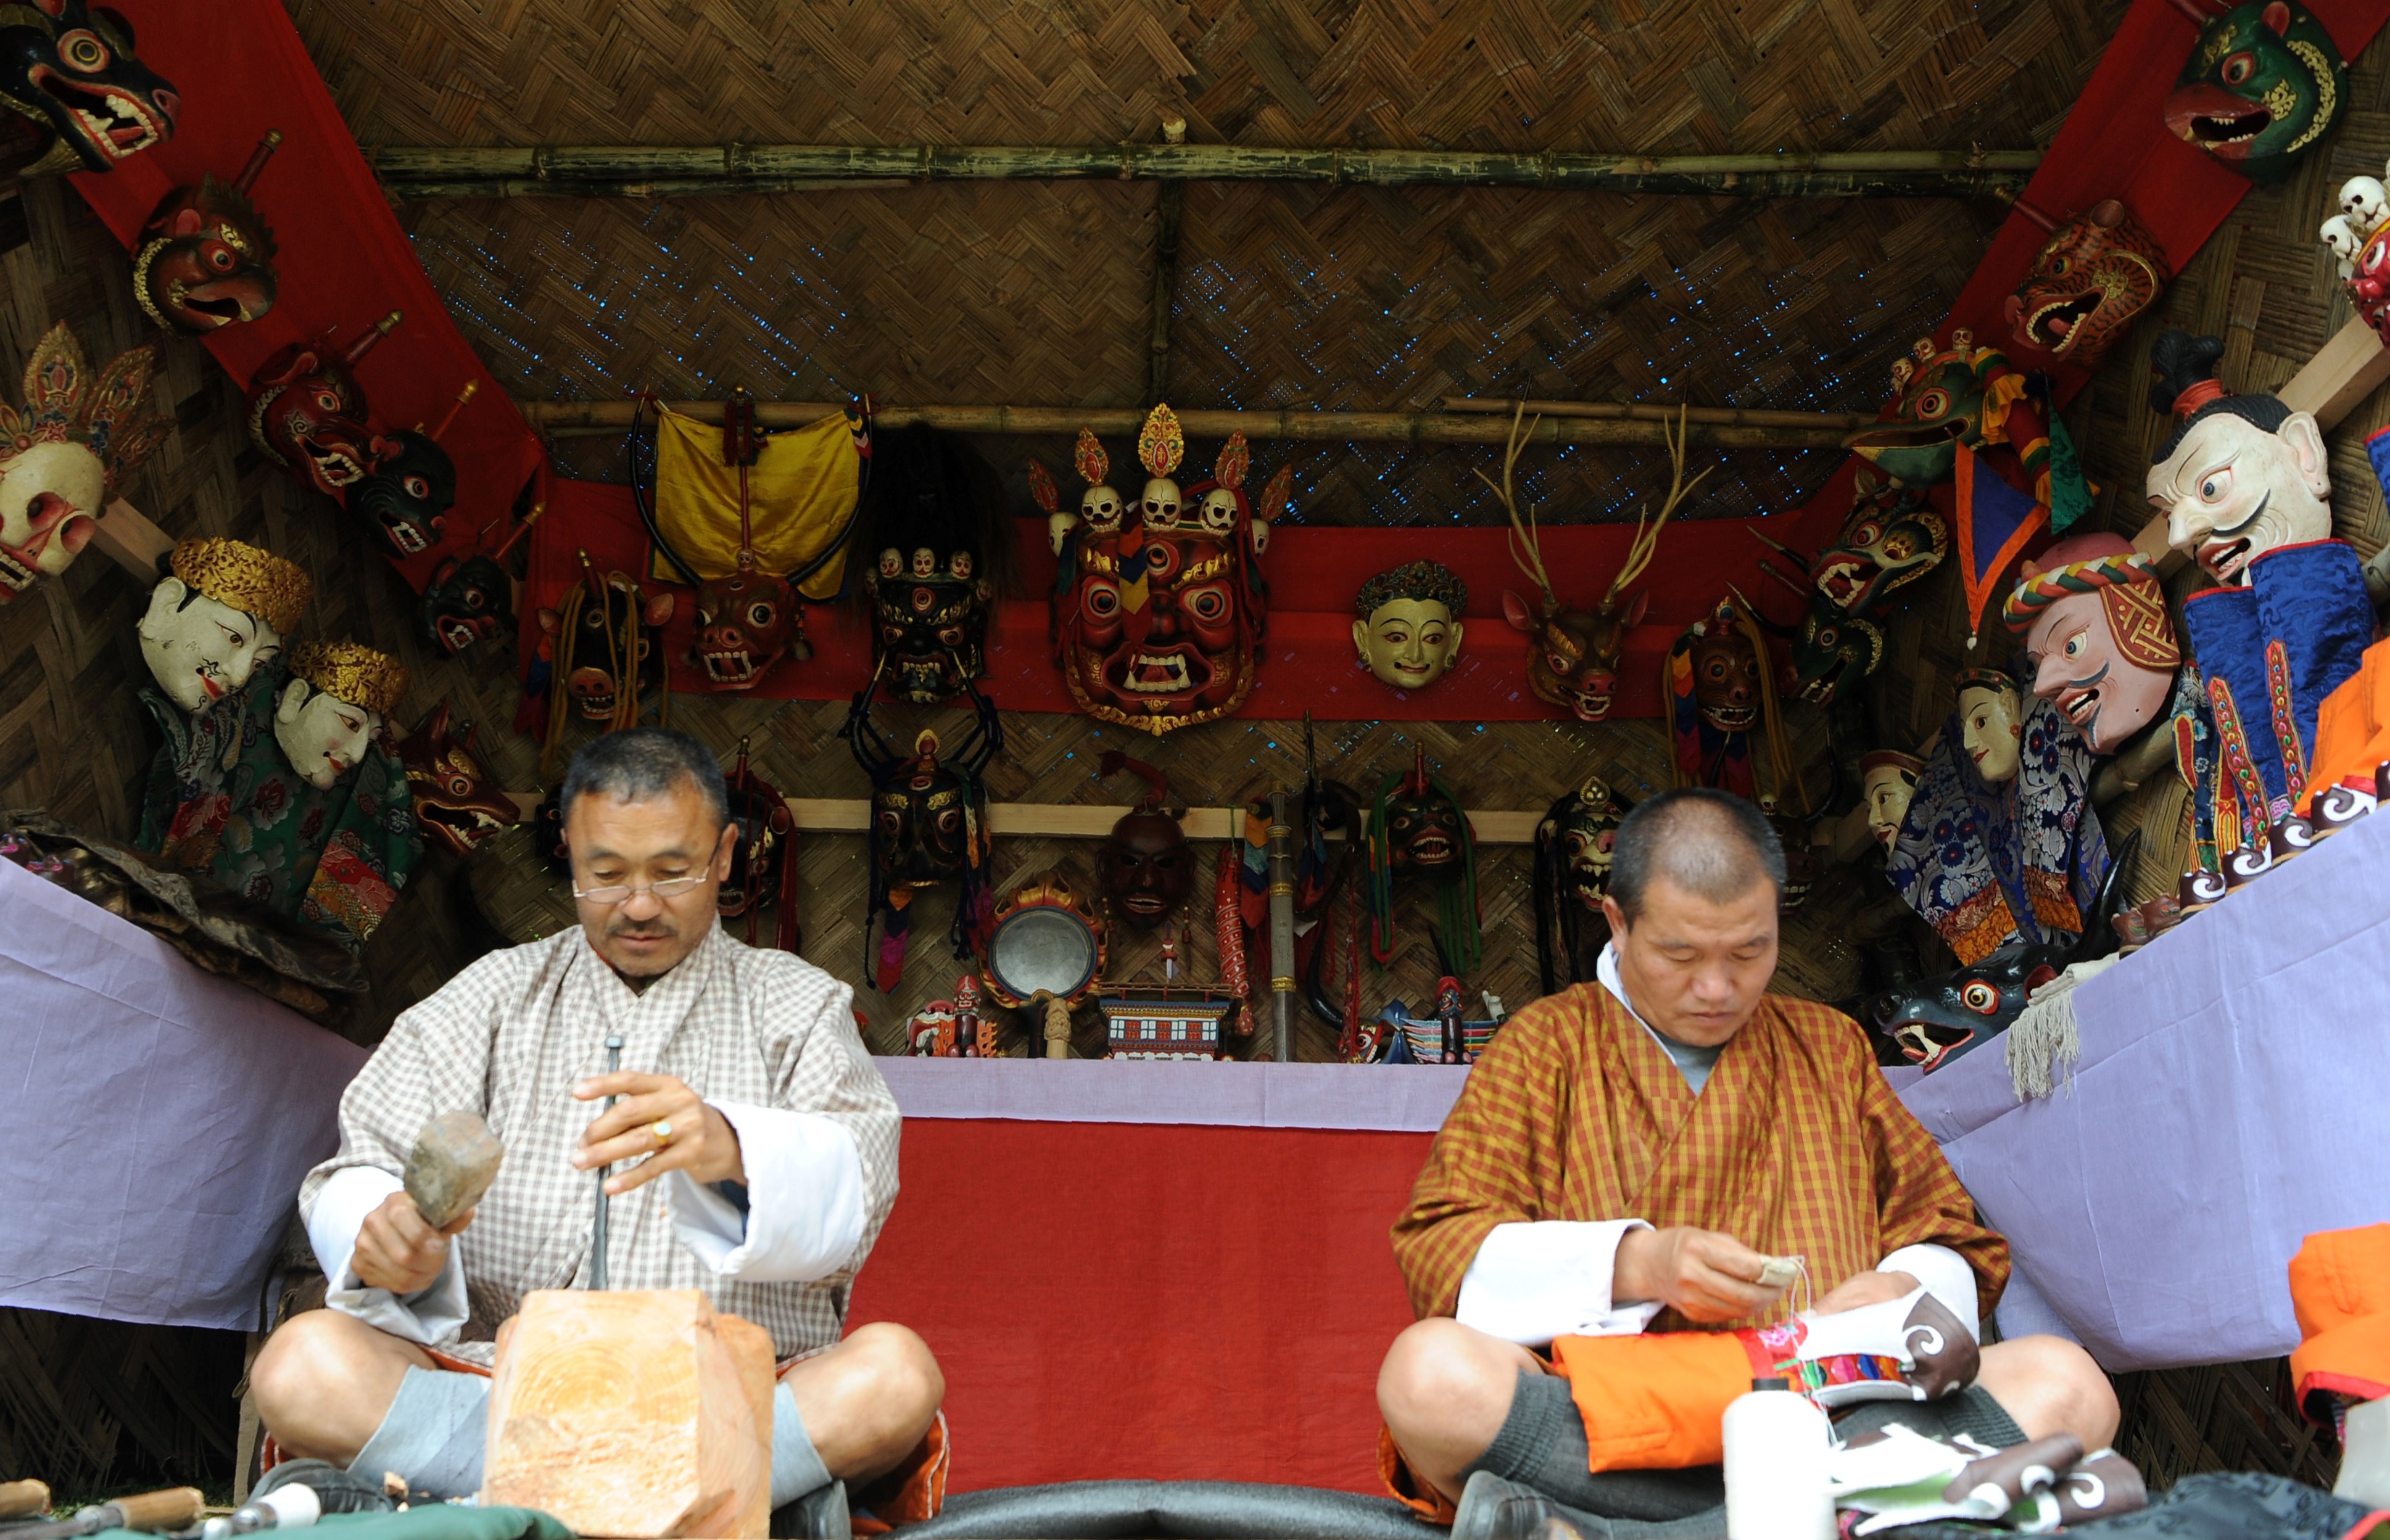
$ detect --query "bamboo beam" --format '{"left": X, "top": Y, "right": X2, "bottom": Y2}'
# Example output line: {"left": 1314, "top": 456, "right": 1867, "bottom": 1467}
{"left": 518, "top": 399, "right": 1858, "bottom": 448}
{"left": 1442, "top": 396, "right": 1875, "bottom": 431}
{"left": 370, "top": 142, "right": 2041, "bottom": 200}
{"left": 1147, "top": 121, "right": 1186, "bottom": 408}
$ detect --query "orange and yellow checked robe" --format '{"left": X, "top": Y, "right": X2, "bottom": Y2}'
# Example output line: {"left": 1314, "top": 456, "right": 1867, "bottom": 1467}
{"left": 1386, "top": 983, "right": 2008, "bottom": 1494}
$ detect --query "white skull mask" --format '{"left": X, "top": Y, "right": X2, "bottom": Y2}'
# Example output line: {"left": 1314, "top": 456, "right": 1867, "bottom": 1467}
{"left": 1046, "top": 509, "right": 1080, "bottom": 556}
{"left": 1197, "top": 487, "right": 1238, "bottom": 538}
{"left": 0, "top": 439, "right": 104, "bottom": 596}
{"left": 1081, "top": 484, "right": 1123, "bottom": 534}
{"left": 1141, "top": 476, "right": 1182, "bottom": 529}
{"left": 1250, "top": 516, "right": 1273, "bottom": 556}
{"left": 137, "top": 578, "right": 284, "bottom": 715}
{"left": 2342, "top": 175, "right": 2388, "bottom": 234}
{"left": 275, "top": 679, "right": 380, "bottom": 789}
{"left": 2323, "top": 215, "right": 2363, "bottom": 275}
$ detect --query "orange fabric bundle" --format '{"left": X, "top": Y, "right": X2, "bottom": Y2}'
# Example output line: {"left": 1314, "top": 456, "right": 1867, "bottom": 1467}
{"left": 2300, "top": 639, "right": 2390, "bottom": 818}
{"left": 1550, "top": 1332, "right": 1758, "bottom": 1470}
{"left": 2290, "top": 1224, "right": 2390, "bottom": 1414}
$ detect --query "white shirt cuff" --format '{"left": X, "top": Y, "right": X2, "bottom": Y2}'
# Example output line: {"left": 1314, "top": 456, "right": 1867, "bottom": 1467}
{"left": 1879, "top": 1242, "right": 1980, "bottom": 1345}
{"left": 1455, "top": 1219, "right": 1661, "bottom": 1346}
{"left": 308, "top": 1166, "right": 468, "bottom": 1347}
{"left": 666, "top": 1102, "right": 866, "bottom": 1283}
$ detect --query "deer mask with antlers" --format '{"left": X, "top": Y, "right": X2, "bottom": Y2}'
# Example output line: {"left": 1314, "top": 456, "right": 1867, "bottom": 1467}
{"left": 1491, "top": 405, "right": 1710, "bottom": 723}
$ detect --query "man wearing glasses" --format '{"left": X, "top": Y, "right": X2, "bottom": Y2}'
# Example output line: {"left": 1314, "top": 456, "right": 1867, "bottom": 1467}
{"left": 250, "top": 728, "right": 944, "bottom": 1532}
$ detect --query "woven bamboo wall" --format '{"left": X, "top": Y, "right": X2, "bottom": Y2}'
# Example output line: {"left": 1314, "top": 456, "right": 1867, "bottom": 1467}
{"left": 291, "top": 0, "right": 2132, "bottom": 528}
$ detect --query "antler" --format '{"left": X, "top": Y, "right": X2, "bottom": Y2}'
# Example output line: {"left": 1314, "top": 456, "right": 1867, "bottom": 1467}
{"left": 1604, "top": 403, "right": 1713, "bottom": 606}
{"left": 1475, "top": 402, "right": 1557, "bottom": 610}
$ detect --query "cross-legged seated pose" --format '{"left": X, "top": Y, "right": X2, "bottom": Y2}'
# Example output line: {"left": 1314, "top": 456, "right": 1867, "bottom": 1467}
{"left": 252, "top": 728, "right": 944, "bottom": 1524}
{"left": 1375, "top": 788, "right": 2117, "bottom": 1539}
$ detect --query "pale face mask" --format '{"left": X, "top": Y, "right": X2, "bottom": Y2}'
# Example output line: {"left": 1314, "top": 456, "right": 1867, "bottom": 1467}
{"left": 2146, "top": 411, "right": 2331, "bottom": 587}
{"left": 1863, "top": 762, "right": 1920, "bottom": 852}
{"left": 275, "top": 681, "right": 378, "bottom": 788}
{"left": 1959, "top": 683, "right": 2025, "bottom": 784}
{"left": 1354, "top": 597, "right": 1462, "bottom": 691}
{"left": 2024, "top": 590, "right": 2175, "bottom": 753}
{"left": 136, "top": 578, "right": 283, "bottom": 714}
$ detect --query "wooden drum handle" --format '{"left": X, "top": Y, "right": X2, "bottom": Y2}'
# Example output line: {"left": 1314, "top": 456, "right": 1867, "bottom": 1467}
{"left": 1042, "top": 995, "right": 1073, "bottom": 1060}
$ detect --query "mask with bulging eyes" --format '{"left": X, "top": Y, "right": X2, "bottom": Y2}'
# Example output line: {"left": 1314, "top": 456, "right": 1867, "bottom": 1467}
{"left": 867, "top": 544, "right": 991, "bottom": 705}
{"left": 133, "top": 131, "right": 279, "bottom": 335}
{"left": 535, "top": 569, "right": 674, "bottom": 723}
{"left": 245, "top": 311, "right": 400, "bottom": 500}
{"left": 1550, "top": 775, "right": 1623, "bottom": 913}
{"left": 0, "top": 0, "right": 178, "bottom": 179}
{"left": 420, "top": 554, "right": 513, "bottom": 659}
{"left": 693, "top": 567, "right": 807, "bottom": 691}
{"left": 1056, "top": 413, "right": 1270, "bottom": 736}
{"left": 350, "top": 429, "right": 455, "bottom": 558}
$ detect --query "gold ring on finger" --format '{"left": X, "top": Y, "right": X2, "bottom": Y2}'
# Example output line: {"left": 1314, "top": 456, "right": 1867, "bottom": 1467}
{"left": 650, "top": 1118, "right": 674, "bottom": 1145}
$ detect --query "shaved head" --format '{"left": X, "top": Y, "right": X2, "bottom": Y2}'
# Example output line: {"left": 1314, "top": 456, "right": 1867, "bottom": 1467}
{"left": 1609, "top": 788, "right": 1785, "bottom": 924}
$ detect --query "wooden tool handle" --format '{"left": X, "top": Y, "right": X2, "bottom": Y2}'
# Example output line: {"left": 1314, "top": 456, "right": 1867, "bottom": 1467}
{"left": 0, "top": 1480, "right": 49, "bottom": 1520}
{"left": 1042, "top": 996, "right": 1073, "bottom": 1060}
{"left": 107, "top": 1488, "right": 204, "bottom": 1531}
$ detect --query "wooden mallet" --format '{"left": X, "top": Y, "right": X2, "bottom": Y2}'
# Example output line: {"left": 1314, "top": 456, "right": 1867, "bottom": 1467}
{"left": 402, "top": 1111, "right": 503, "bottom": 1230}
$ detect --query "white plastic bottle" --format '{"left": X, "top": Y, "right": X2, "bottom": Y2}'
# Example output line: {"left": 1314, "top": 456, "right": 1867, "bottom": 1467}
{"left": 1722, "top": 1375, "right": 1836, "bottom": 1540}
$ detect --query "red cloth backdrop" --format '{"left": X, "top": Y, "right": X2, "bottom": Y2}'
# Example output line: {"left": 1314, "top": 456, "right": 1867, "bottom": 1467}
{"left": 65, "top": 1, "right": 545, "bottom": 593}
{"left": 844, "top": 1121, "right": 1431, "bottom": 1493}
{"left": 59, "top": 0, "right": 2390, "bottom": 719}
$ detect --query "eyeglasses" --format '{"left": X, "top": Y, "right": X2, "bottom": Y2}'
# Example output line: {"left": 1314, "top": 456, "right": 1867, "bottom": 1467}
{"left": 572, "top": 876, "right": 708, "bottom": 906}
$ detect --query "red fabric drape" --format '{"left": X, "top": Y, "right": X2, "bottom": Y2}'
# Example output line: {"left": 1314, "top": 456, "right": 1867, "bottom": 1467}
{"left": 845, "top": 1121, "right": 1431, "bottom": 1493}
{"left": 67, "top": 1, "right": 545, "bottom": 592}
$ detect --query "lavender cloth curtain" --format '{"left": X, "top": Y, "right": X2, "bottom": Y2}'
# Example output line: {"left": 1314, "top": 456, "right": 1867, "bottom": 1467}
{"left": 0, "top": 857, "right": 367, "bottom": 1332}
{"left": 1892, "top": 806, "right": 2390, "bottom": 1372}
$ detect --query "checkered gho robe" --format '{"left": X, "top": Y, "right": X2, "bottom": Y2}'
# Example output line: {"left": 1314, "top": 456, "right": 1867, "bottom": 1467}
{"left": 299, "top": 924, "right": 898, "bottom": 1366}
{"left": 1392, "top": 984, "right": 2007, "bottom": 1334}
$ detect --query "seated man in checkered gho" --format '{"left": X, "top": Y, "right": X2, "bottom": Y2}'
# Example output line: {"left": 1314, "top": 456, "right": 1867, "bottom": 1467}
{"left": 250, "top": 729, "right": 946, "bottom": 1526}
{"left": 1375, "top": 788, "right": 2122, "bottom": 1539}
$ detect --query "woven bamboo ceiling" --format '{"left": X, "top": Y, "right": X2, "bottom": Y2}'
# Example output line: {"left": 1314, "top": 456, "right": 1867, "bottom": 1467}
{"left": 292, "top": 0, "right": 2132, "bottom": 527}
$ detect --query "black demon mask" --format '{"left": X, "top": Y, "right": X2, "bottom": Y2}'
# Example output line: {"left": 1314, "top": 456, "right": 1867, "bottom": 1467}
{"left": 0, "top": 1, "right": 175, "bottom": 179}
{"left": 842, "top": 670, "right": 1003, "bottom": 990}
{"left": 855, "top": 426, "right": 1007, "bottom": 706}
{"left": 352, "top": 429, "right": 456, "bottom": 557}
{"left": 421, "top": 554, "right": 513, "bottom": 659}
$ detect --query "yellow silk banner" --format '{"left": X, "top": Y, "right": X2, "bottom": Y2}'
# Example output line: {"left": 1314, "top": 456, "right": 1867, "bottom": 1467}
{"left": 650, "top": 405, "right": 860, "bottom": 599}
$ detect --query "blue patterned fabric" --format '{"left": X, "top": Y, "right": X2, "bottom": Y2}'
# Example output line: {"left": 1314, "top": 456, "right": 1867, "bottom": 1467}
{"left": 2252, "top": 538, "right": 2371, "bottom": 792}
{"left": 1887, "top": 685, "right": 2107, "bottom": 963}
{"left": 2180, "top": 539, "right": 2373, "bottom": 817}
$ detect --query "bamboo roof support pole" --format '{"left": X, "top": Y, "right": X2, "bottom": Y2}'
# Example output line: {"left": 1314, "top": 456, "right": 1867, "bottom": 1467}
{"left": 368, "top": 143, "right": 2044, "bottom": 200}
{"left": 1149, "top": 119, "right": 1186, "bottom": 408}
{"left": 517, "top": 400, "right": 1863, "bottom": 448}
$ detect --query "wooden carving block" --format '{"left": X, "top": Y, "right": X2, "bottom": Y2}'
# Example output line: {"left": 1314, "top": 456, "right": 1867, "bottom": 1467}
{"left": 402, "top": 1110, "right": 503, "bottom": 1230}
{"left": 485, "top": 1290, "right": 773, "bottom": 1538}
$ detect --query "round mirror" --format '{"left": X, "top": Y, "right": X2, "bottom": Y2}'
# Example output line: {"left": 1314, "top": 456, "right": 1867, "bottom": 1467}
{"left": 989, "top": 905, "right": 1100, "bottom": 1000}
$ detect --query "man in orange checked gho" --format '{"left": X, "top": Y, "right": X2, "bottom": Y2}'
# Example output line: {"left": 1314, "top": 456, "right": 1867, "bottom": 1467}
{"left": 1376, "top": 788, "right": 2122, "bottom": 1540}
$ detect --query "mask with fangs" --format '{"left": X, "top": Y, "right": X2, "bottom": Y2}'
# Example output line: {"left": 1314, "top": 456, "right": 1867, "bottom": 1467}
{"left": 0, "top": 1, "right": 176, "bottom": 179}
{"left": 246, "top": 310, "right": 401, "bottom": 500}
{"left": 396, "top": 704, "right": 516, "bottom": 859}
{"left": 420, "top": 554, "right": 514, "bottom": 659}
{"left": 856, "top": 426, "right": 1007, "bottom": 705}
{"left": 692, "top": 561, "right": 808, "bottom": 691}
{"left": 1056, "top": 407, "right": 1271, "bottom": 735}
